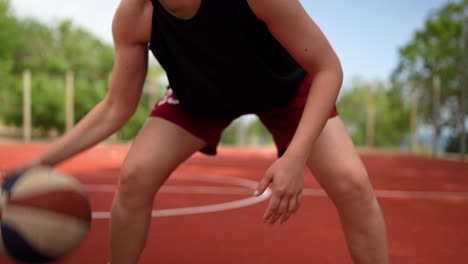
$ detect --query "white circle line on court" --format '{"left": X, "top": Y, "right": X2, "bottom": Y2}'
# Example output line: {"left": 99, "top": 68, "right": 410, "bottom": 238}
{"left": 90, "top": 175, "right": 272, "bottom": 220}
{"left": 87, "top": 185, "right": 255, "bottom": 195}
{"left": 88, "top": 174, "right": 468, "bottom": 220}
{"left": 87, "top": 184, "right": 468, "bottom": 200}
{"left": 302, "top": 189, "right": 468, "bottom": 200}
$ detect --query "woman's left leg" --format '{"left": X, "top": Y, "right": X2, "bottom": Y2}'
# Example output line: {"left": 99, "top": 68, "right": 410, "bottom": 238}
{"left": 306, "top": 117, "right": 388, "bottom": 264}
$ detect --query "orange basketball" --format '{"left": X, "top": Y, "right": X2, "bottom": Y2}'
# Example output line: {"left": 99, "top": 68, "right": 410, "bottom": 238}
{"left": 0, "top": 166, "right": 92, "bottom": 263}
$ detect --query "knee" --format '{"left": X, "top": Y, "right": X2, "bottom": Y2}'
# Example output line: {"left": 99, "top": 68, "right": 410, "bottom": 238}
{"left": 327, "top": 165, "right": 375, "bottom": 206}
{"left": 117, "top": 162, "right": 162, "bottom": 210}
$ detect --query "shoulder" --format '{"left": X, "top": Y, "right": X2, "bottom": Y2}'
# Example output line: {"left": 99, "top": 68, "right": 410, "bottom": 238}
{"left": 246, "top": 0, "right": 304, "bottom": 25}
{"left": 112, "top": 0, "right": 154, "bottom": 45}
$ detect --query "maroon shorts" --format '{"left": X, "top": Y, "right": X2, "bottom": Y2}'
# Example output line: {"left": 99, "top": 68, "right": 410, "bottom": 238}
{"left": 150, "top": 75, "right": 338, "bottom": 156}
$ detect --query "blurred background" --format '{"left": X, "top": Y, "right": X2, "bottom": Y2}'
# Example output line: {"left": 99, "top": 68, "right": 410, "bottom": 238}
{"left": 0, "top": 0, "right": 467, "bottom": 159}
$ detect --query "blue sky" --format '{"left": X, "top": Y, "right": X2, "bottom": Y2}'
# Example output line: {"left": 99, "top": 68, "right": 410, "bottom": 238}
{"left": 11, "top": 0, "right": 451, "bottom": 83}
{"left": 300, "top": 0, "right": 451, "bottom": 82}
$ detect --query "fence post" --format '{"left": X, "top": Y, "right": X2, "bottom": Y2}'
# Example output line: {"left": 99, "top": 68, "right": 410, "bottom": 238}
{"left": 23, "top": 70, "right": 32, "bottom": 142}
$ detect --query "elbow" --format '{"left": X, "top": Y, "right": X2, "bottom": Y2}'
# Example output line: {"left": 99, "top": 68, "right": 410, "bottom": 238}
{"left": 310, "top": 56, "right": 343, "bottom": 92}
{"left": 336, "top": 66, "right": 344, "bottom": 92}
{"left": 325, "top": 56, "right": 343, "bottom": 93}
{"left": 102, "top": 97, "right": 137, "bottom": 125}
{"left": 332, "top": 56, "right": 344, "bottom": 89}
{"left": 308, "top": 52, "right": 343, "bottom": 87}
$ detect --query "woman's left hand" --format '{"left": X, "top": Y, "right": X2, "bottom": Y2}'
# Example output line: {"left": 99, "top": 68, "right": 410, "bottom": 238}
{"left": 255, "top": 155, "right": 305, "bottom": 225}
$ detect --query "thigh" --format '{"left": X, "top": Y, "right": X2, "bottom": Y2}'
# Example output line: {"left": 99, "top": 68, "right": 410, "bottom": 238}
{"left": 306, "top": 117, "right": 369, "bottom": 198}
{"left": 121, "top": 117, "right": 206, "bottom": 188}
{"left": 151, "top": 89, "right": 232, "bottom": 155}
{"left": 257, "top": 75, "right": 338, "bottom": 156}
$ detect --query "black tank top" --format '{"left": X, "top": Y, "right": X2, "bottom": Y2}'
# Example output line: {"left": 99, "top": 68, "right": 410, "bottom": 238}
{"left": 149, "top": 0, "right": 306, "bottom": 118}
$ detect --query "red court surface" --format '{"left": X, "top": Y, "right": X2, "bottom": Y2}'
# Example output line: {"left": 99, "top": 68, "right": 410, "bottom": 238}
{"left": 1, "top": 142, "right": 468, "bottom": 263}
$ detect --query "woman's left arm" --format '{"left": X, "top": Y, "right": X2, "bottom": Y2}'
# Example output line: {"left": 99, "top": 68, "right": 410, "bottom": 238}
{"left": 250, "top": 0, "right": 343, "bottom": 224}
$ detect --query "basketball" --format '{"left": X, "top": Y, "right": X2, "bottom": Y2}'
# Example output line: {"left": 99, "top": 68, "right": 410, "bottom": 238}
{"left": 0, "top": 166, "right": 92, "bottom": 263}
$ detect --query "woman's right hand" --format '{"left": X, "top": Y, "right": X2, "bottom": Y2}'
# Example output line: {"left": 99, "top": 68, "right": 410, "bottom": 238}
{"left": 1, "top": 159, "right": 44, "bottom": 188}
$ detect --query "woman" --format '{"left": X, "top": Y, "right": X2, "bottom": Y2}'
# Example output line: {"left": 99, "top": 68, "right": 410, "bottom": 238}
{"left": 9, "top": 0, "right": 388, "bottom": 263}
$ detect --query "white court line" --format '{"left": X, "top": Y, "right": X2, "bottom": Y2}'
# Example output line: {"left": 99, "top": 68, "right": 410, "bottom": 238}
{"left": 88, "top": 175, "right": 468, "bottom": 220}
{"left": 302, "top": 189, "right": 468, "bottom": 200}
{"left": 374, "top": 190, "right": 468, "bottom": 199}
{"left": 91, "top": 175, "right": 271, "bottom": 220}
{"left": 86, "top": 185, "right": 253, "bottom": 195}
{"left": 87, "top": 184, "right": 468, "bottom": 200}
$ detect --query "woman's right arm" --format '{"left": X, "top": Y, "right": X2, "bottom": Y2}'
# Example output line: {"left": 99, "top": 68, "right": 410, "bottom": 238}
{"left": 25, "top": 0, "right": 153, "bottom": 167}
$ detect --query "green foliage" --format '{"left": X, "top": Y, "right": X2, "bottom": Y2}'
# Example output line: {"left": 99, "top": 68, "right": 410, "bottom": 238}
{"left": 0, "top": 0, "right": 20, "bottom": 74}
{"left": 247, "top": 118, "right": 273, "bottom": 145}
{"left": 1, "top": 77, "right": 22, "bottom": 127}
{"left": 392, "top": 1, "right": 467, "bottom": 146}
{"left": 0, "top": 14, "right": 115, "bottom": 135}
{"left": 0, "top": 7, "right": 130, "bottom": 139}
{"left": 337, "top": 81, "right": 368, "bottom": 146}
{"left": 74, "top": 78, "right": 108, "bottom": 122}
{"left": 219, "top": 117, "right": 273, "bottom": 146}
{"left": 0, "top": 6, "right": 170, "bottom": 140}
{"left": 373, "top": 84, "right": 410, "bottom": 147}
{"left": 338, "top": 79, "right": 410, "bottom": 147}
{"left": 30, "top": 75, "right": 66, "bottom": 132}
{"left": 2, "top": 0, "right": 462, "bottom": 149}
{"left": 220, "top": 121, "right": 239, "bottom": 145}
{"left": 1, "top": 74, "right": 64, "bottom": 133}
{"left": 118, "top": 94, "right": 152, "bottom": 141}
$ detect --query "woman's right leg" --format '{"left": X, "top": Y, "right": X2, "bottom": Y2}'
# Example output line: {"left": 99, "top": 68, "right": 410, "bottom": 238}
{"left": 110, "top": 117, "right": 206, "bottom": 264}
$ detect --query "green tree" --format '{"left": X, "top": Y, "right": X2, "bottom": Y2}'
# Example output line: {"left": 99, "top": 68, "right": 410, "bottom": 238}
{"left": 247, "top": 118, "right": 273, "bottom": 146}
{"left": 0, "top": 15, "right": 116, "bottom": 137}
{"left": 55, "top": 20, "right": 114, "bottom": 79}
{"left": 13, "top": 19, "right": 56, "bottom": 73}
{"left": 2, "top": 74, "right": 64, "bottom": 134}
{"left": 0, "top": 0, "right": 19, "bottom": 74}
{"left": 118, "top": 93, "right": 151, "bottom": 141}
{"left": 338, "top": 78, "right": 410, "bottom": 148}
{"left": 0, "top": 0, "right": 21, "bottom": 118}
{"left": 393, "top": 1, "right": 467, "bottom": 154}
